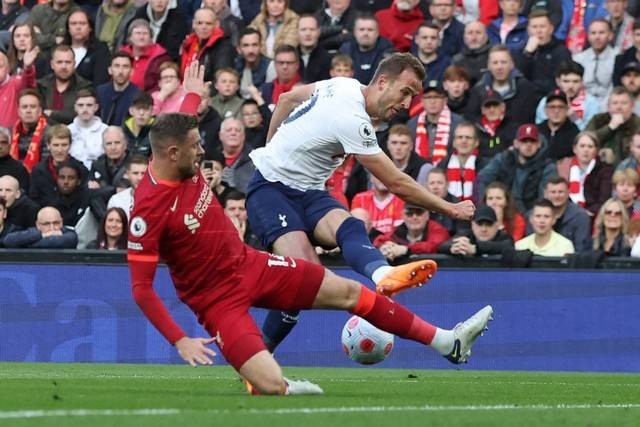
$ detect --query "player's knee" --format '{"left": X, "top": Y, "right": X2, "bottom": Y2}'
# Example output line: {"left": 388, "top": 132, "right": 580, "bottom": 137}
{"left": 344, "top": 280, "right": 362, "bottom": 310}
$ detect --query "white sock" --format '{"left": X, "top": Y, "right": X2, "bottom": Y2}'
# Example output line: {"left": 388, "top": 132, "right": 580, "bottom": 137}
{"left": 371, "top": 265, "right": 394, "bottom": 284}
{"left": 430, "top": 328, "right": 455, "bottom": 355}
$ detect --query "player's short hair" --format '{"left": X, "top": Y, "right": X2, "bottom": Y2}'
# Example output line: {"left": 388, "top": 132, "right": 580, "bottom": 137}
{"left": 555, "top": 60, "right": 584, "bottom": 79}
{"left": 131, "top": 91, "right": 153, "bottom": 109}
{"left": 532, "top": 198, "right": 554, "bottom": 211}
{"left": 443, "top": 65, "right": 470, "bottom": 82}
{"left": 572, "top": 130, "right": 599, "bottom": 148}
{"left": 47, "top": 124, "right": 71, "bottom": 143}
{"left": 545, "top": 176, "right": 569, "bottom": 188}
{"left": 126, "top": 154, "right": 149, "bottom": 170}
{"left": 331, "top": 53, "right": 353, "bottom": 70}
{"left": 75, "top": 88, "right": 97, "bottom": 103}
{"left": 224, "top": 190, "right": 246, "bottom": 207}
{"left": 370, "top": 53, "right": 426, "bottom": 87}
{"left": 215, "top": 67, "right": 240, "bottom": 83}
{"left": 612, "top": 168, "right": 640, "bottom": 186}
{"left": 149, "top": 113, "right": 199, "bottom": 154}
{"left": 388, "top": 123, "right": 413, "bottom": 139}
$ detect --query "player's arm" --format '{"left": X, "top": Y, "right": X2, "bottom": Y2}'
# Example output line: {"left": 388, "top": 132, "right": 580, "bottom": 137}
{"left": 355, "top": 152, "right": 475, "bottom": 220}
{"left": 266, "top": 83, "right": 316, "bottom": 142}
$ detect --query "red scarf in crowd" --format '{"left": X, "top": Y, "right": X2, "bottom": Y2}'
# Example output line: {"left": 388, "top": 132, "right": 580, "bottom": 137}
{"left": 570, "top": 89, "right": 586, "bottom": 120}
{"left": 566, "top": 0, "right": 587, "bottom": 54}
{"left": 446, "top": 154, "right": 476, "bottom": 201}
{"left": 180, "top": 27, "right": 224, "bottom": 76}
{"left": 415, "top": 106, "right": 451, "bottom": 163}
{"left": 271, "top": 74, "right": 301, "bottom": 105}
{"left": 481, "top": 115, "right": 502, "bottom": 137}
{"left": 568, "top": 157, "right": 595, "bottom": 207}
{"left": 10, "top": 115, "right": 47, "bottom": 173}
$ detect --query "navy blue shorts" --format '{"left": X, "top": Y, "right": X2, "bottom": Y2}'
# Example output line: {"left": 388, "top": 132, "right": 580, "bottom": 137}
{"left": 246, "top": 171, "right": 347, "bottom": 249}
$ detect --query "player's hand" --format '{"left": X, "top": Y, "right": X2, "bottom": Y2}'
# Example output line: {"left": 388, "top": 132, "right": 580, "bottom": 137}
{"left": 450, "top": 200, "right": 475, "bottom": 221}
{"left": 175, "top": 336, "right": 217, "bottom": 367}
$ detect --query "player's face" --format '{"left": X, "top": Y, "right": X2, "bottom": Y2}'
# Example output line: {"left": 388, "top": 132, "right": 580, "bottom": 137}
{"left": 176, "top": 128, "right": 205, "bottom": 179}
{"left": 572, "top": 135, "right": 597, "bottom": 164}
{"left": 544, "top": 183, "right": 569, "bottom": 208}
{"left": 530, "top": 206, "right": 555, "bottom": 235}
{"left": 377, "top": 69, "right": 421, "bottom": 121}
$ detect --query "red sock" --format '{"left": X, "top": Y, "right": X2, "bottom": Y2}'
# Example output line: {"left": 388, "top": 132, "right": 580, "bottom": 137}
{"left": 351, "top": 285, "right": 437, "bottom": 345}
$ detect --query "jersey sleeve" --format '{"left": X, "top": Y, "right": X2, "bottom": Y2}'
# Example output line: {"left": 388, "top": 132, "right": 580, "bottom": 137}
{"left": 332, "top": 85, "right": 382, "bottom": 156}
{"left": 128, "top": 194, "right": 186, "bottom": 345}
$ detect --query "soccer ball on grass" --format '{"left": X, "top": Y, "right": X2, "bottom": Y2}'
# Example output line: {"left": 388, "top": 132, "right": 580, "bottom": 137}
{"left": 341, "top": 315, "right": 394, "bottom": 365}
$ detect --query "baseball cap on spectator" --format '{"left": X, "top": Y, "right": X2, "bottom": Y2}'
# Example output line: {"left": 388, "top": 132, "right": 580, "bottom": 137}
{"left": 545, "top": 88, "right": 568, "bottom": 105}
{"left": 423, "top": 80, "right": 446, "bottom": 96}
{"left": 404, "top": 203, "right": 427, "bottom": 214}
{"left": 515, "top": 123, "right": 539, "bottom": 141}
{"left": 481, "top": 89, "right": 503, "bottom": 107}
{"left": 622, "top": 62, "right": 640, "bottom": 76}
{"left": 473, "top": 205, "right": 497, "bottom": 224}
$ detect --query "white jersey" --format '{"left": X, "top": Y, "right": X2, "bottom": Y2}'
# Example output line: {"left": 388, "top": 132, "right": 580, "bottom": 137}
{"left": 249, "top": 77, "right": 381, "bottom": 191}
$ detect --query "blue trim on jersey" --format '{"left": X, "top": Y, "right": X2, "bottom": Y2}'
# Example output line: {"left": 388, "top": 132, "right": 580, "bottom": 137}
{"left": 283, "top": 91, "right": 319, "bottom": 125}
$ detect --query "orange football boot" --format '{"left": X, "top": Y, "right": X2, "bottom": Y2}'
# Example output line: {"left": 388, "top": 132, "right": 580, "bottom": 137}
{"left": 376, "top": 259, "right": 438, "bottom": 297}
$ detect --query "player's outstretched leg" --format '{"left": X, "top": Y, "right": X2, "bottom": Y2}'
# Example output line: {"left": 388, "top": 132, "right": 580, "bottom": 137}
{"left": 240, "top": 350, "right": 323, "bottom": 395}
{"left": 312, "top": 269, "right": 493, "bottom": 364}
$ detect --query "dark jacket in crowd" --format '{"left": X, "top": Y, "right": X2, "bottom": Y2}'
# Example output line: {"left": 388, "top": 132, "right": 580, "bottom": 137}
{"left": 29, "top": 157, "right": 89, "bottom": 207}
{"left": 130, "top": 4, "right": 188, "bottom": 61}
{"left": 452, "top": 42, "right": 490, "bottom": 86}
{"left": 583, "top": 159, "right": 614, "bottom": 216}
{"left": 0, "top": 4, "right": 29, "bottom": 32}
{"left": 234, "top": 55, "right": 271, "bottom": 90}
{"left": 122, "top": 117, "right": 152, "bottom": 158}
{"left": 438, "top": 229, "right": 515, "bottom": 256}
{"left": 585, "top": 113, "right": 640, "bottom": 165}
{"left": 554, "top": 202, "right": 593, "bottom": 252}
{"left": 514, "top": 37, "right": 573, "bottom": 98}
{"left": 438, "top": 18, "right": 465, "bottom": 59}
{"left": 594, "top": 232, "right": 631, "bottom": 256}
{"left": 299, "top": 46, "right": 332, "bottom": 83}
{"left": 180, "top": 31, "right": 236, "bottom": 83}
{"left": 487, "top": 16, "right": 528, "bottom": 52}
{"left": 474, "top": 116, "right": 519, "bottom": 158}
{"left": 0, "top": 222, "right": 21, "bottom": 247}
{"left": 537, "top": 119, "right": 580, "bottom": 161}
{"left": 374, "top": 220, "right": 451, "bottom": 257}
{"left": 199, "top": 107, "right": 223, "bottom": 158}
{"left": 316, "top": 5, "right": 357, "bottom": 52}
{"left": 6, "top": 194, "right": 39, "bottom": 229}
{"left": 613, "top": 46, "right": 640, "bottom": 85}
{"left": 2, "top": 226, "right": 78, "bottom": 249}
{"left": 0, "top": 155, "right": 30, "bottom": 191}
{"left": 430, "top": 193, "right": 471, "bottom": 237}
{"left": 74, "top": 40, "right": 112, "bottom": 86}
{"left": 221, "top": 148, "right": 255, "bottom": 194}
{"left": 420, "top": 54, "right": 452, "bottom": 86}
{"left": 447, "top": 92, "right": 474, "bottom": 117}
{"left": 90, "top": 152, "right": 130, "bottom": 190}
{"left": 38, "top": 73, "right": 92, "bottom": 124}
{"left": 54, "top": 186, "right": 113, "bottom": 227}
{"left": 339, "top": 35, "right": 395, "bottom": 84}
{"left": 96, "top": 82, "right": 142, "bottom": 126}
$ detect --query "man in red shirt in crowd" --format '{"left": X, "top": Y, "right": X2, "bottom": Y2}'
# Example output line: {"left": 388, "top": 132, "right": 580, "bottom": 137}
{"left": 128, "top": 62, "right": 493, "bottom": 396}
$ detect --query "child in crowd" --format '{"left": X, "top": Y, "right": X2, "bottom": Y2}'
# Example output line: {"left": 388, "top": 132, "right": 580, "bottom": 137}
{"left": 123, "top": 92, "right": 155, "bottom": 158}
{"left": 210, "top": 68, "right": 244, "bottom": 119}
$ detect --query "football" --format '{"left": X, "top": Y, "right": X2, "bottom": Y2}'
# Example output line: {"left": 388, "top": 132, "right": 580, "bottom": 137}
{"left": 341, "top": 315, "right": 394, "bottom": 365}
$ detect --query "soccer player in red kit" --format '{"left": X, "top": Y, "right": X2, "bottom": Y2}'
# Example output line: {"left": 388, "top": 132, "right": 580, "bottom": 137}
{"left": 128, "top": 63, "right": 494, "bottom": 395}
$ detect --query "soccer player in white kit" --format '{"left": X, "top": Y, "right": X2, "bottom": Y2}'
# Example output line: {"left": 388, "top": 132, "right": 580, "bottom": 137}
{"left": 246, "top": 53, "right": 479, "bottom": 352}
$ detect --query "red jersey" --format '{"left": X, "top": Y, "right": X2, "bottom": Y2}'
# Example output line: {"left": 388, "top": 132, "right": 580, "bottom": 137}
{"left": 128, "top": 166, "right": 250, "bottom": 344}
{"left": 351, "top": 190, "right": 405, "bottom": 234}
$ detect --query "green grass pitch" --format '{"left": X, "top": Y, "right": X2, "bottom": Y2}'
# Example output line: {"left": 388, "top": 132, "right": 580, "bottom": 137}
{"left": 1, "top": 363, "right": 639, "bottom": 427}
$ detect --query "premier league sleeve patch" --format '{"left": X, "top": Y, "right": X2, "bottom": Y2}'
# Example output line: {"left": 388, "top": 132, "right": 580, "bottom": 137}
{"left": 130, "top": 216, "right": 147, "bottom": 237}
{"left": 358, "top": 122, "right": 376, "bottom": 147}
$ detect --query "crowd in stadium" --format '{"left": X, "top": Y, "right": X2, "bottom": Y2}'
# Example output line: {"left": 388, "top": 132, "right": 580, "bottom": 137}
{"left": 0, "top": 0, "right": 640, "bottom": 260}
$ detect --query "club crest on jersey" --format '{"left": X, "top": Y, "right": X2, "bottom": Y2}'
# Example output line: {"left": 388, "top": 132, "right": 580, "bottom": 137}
{"left": 184, "top": 214, "right": 201, "bottom": 234}
{"left": 278, "top": 214, "right": 288, "bottom": 227}
{"left": 359, "top": 122, "right": 376, "bottom": 147}
{"left": 130, "top": 216, "right": 147, "bottom": 237}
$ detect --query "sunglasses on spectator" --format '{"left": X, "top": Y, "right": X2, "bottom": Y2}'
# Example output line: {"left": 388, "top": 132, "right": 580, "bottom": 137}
{"left": 405, "top": 209, "right": 426, "bottom": 216}
{"left": 604, "top": 210, "right": 622, "bottom": 217}
{"left": 0, "top": 138, "right": 9, "bottom": 144}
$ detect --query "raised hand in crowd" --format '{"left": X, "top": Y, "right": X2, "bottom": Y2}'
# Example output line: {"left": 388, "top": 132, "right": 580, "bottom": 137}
{"left": 22, "top": 46, "right": 40, "bottom": 68}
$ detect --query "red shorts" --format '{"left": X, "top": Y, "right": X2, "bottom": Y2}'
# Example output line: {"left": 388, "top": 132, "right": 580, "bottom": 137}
{"left": 199, "top": 251, "right": 325, "bottom": 371}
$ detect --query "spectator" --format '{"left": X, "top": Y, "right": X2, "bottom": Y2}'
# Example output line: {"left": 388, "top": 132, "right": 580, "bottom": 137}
{"left": 68, "top": 89, "right": 108, "bottom": 169}
{"left": 130, "top": 0, "right": 187, "bottom": 62}
{"left": 219, "top": 117, "right": 255, "bottom": 193}
{"left": 487, "top": 0, "right": 528, "bottom": 52}
{"left": 2, "top": 206, "right": 78, "bottom": 248}
{"left": 96, "top": 52, "right": 142, "bottom": 126}
{"left": 107, "top": 154, "right": 148, "bottom": 218}
{"left": 592, "top": 197, "right": 632, "bottom": 255}
{"left": 54, "top": 162, "right": 110, "bottom": 227}
{"left": 260, "top": 44, "right": 301, "bottom": 109}
{"left": 454, "top": 0, "right": 499, "bottom": 25}
{"left": 235, "top": 28, "right": 273, "bottom": 99}
{"left": 204, "top": 0, "right": 244, "bottom": 47}
{"left": 0, "top": 47, "right": 37, "bottom": 130}
{"left": 0, "top": 0, "right": 29, "bottom": 40}
{"left": 181, "top": 8, "right": 236, "bottom": 82}
{"left": 0, "top": 128, "right": 29, "bottom": 191}
{"left": 375, "top": 0, "right": 424, "bottom": 52}
{"left": 425, "top": 167, "right": 470, "bottom": 236}
{"left": 535, "top": 61, "right": 601, "bottom": 131}
{"left": 386, "top": 123, "right": 432, "bottom": 183}
{"left": 38, "top": 45, "right": 91, "bottom": 125}
{"left": 120, "top": 19, "right": 170, "bottom": 93}
{"left": 443, "top": 65, "right": 473, "bottom": 117}
{"left": 516, "top": 198, "right": 575, "bottom": 256}
{"left": 297, "top": 14, "right": 331, "bottom": 83}
{"left": 412, "top": 21, "right": 451, "bottom": 85}
{"left": 374, "top": 202, "right": 450, "bottom": 260}
{"left": 10, "top": 89, "right": 49, "bottom": 173}
{"left": 29, "top": 0, "right": 80, "bottom": 55}
{"left": 195, "top": 84, "right": 223, "bottom": 159}
{"left": 329, "top": 52, "right": 355, "bottom": 78}
{"left": 429, "top": 0, "right": 465, "bottom": 58}
{"left": 89, "top": 126, "right": 130, "bottom": 190}
{"left": 325, "top": 154, "right": 369, "bottom": 207}
{"left": 612, "top": 167, "right": 640, "bottom": 218}
{"left": 316, "top": 0, "right": 357, "bottom": 53}
{"left": 338, "top": 13, "right": 395, "bottom": 85}
{"left": 151, "top": 61, "right": 187, "bottom": 115}
{"left": 438, "top": 204, "right": 514, "bottom": 256}
{"left": 211, "top": 68, "right": 244, "bottom": 120}
{"left": 453, "top": 21, "right": 490, "bottom": 87}
{"left": 536, "top": 89, "right": 580, "bottom": 161}
{"left": 0, "top": 174, "right": 38, "bottom": 228}
{"left": 201, "top": 154, "right": 232, "bottom": 203}
{"left": 241, "top": 99, "right": 270, "bottom": 149}
{"left": 223, "top": 190, "right": 262, "bottom": 249}
{"left": 63, "top": 9, "right": 111, "bottom": 86}
{"left": 0, "top": 196, "right": 20, "bottom": 246}
{"left": 29, "top": 124, "right": 88, "bottom": 207}
{"left": 543, "top": 176, "right": 593, "bottom": 251}
{"left": 617, "top": 130, "right": 640, "bottom": 173}
{"left": 565, "top": 0, "right": 608, "bottom": 54}
{"left": 515, "top": 9, "right": 572, "bottom": 99}
{"left": 482, "top": 180, "right": 526, "bottom": 241}
{"left": 468, "top": 45, "right": 539, "bottom": 125}
{"left": 620, "top": 62, "right": 640, "bottom": 116}
{"left": 477, "top": 123, "right": 558, "bottom": 213}
{"left": 123, "top": 92, "right": 154, "bottom": 158}
{"left": 351, "top": 173, "right": 405, "bottom": 234}
{"left": 95, "top": 0, "right": 137, "bottom": 52}
{"left": 7, "top": 24, "right": 47, "bottom": 79}
{"left": 436, "top": 122, "right": 488, "bottom": 202}
{"left": 408, "top": 80, "right": 463, "bottom": 165}
{"left": 573, "top": 19, "right": 618, "bottom": 102}
{"left": 606, "top": 0, "right": 634, "bottom": 52}
{"left": 586, "top": 86, "right": 640, "bottom": 166}
{"left": 249, "top": 0, "right": 300, "bottom": 58}
{"left": 613, "top": 18, "right": 640, "bottom": 85}
{"left": 474, "top": 89, "right": 518, "bottom": 158}
{"left": 87, "top": 206, "right": 128, "bottom": 250}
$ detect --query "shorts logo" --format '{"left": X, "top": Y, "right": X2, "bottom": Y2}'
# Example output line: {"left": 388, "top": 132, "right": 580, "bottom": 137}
{"left": 184, "top": 214, "right": 201, "bottom": 234}
{"left": 359, "top": 122, "right": 376, "bottom": 147}
{"left": 278, "top": 214, "right": 288, "bottom": 227}
{"left": 130, "top": 216, "right": 147, "bottom": 237}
